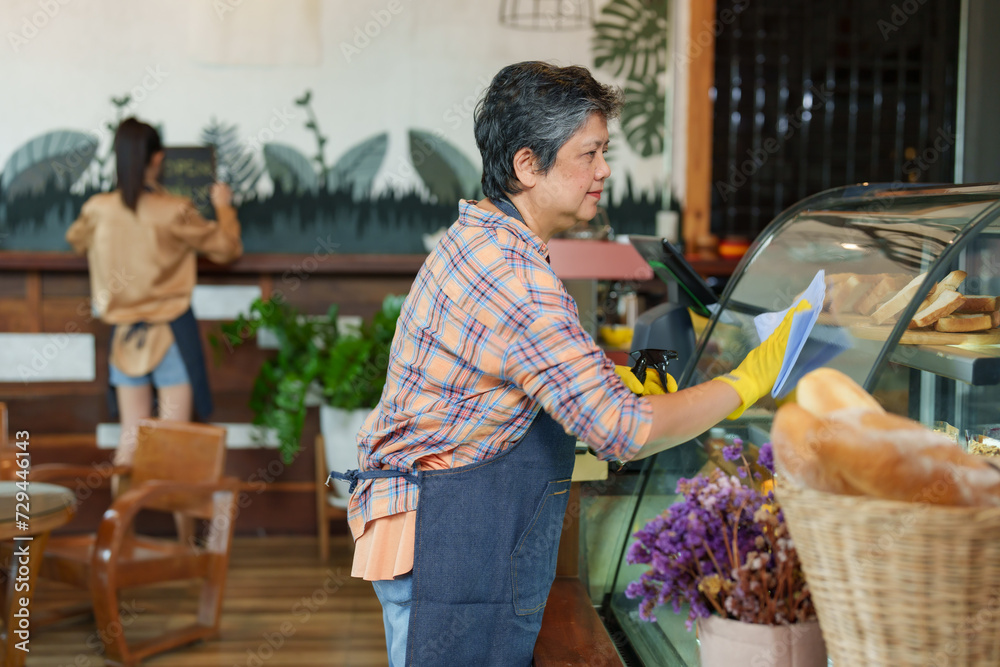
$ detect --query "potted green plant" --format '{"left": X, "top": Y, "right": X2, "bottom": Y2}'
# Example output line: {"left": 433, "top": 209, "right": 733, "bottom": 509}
{"left": 215, "top": 294, "right": 404, "bottom": 465}
{"left": 316, "top": 294, "right": 404, "bottom": 504}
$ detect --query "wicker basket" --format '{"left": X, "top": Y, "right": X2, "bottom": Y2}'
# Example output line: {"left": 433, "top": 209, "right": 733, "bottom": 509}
{"left": 778, "top": 483, "right": 1000, "bottom": 666}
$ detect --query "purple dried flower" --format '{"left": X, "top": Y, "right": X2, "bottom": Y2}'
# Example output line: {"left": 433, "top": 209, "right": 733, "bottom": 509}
{"left": 624, "top": 464, "right": 814, "bottom": 629}
{"left": 722, "top": 441, "right": 743, "bottom": 462}
{"left": 757, "top": 441, "right": 774, "bottom": 472}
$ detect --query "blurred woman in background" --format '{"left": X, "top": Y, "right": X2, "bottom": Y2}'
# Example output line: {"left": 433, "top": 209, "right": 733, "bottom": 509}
{"left": 67, "top": 117, "right": 242, "bottom": 481}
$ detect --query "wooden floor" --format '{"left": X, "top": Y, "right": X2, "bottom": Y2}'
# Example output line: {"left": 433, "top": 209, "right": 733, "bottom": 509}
{"left": 24, "top": 536, "right": 389, "bottom": 667}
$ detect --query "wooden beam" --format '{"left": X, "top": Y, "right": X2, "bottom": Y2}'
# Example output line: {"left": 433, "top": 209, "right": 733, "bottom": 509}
{"left": 683, "top": 0, "right": 717, "bottom": 251}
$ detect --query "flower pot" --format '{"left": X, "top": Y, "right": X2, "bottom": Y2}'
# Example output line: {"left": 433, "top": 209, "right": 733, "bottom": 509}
{"left": 319, "top": 405, "right": 372, "bottom": 508}
{"left": 697, "top": 615, "right": 827, "bottom": 667}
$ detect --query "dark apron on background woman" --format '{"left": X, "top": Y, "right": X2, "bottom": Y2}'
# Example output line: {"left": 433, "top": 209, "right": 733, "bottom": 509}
{"left": 336, "top": 408, "right": 576, "bottom": 666}
{"left": 107, "top": 307, "right": 213, "bottom": 420}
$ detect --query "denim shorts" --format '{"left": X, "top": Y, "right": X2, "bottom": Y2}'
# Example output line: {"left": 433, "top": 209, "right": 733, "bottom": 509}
{"left": 109, "top": 342, "right": 190, "bottom": 388}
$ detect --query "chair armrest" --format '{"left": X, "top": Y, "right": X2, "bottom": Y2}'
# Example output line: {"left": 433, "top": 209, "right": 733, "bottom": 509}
{"left": 92, "top": 478, "right": 240, "bottom": 565}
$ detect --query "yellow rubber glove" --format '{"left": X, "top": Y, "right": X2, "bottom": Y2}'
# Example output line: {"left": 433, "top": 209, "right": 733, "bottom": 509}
{"left": 713, "top": 299, "right": 813, "bottom": 419}
{"left": 614, "top": 365, "right": 677, "bottom": 395}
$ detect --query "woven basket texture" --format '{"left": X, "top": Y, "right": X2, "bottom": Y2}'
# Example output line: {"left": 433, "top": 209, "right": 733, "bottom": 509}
{"left": 779, "top": 483, "right": 1000, "bottom": 666}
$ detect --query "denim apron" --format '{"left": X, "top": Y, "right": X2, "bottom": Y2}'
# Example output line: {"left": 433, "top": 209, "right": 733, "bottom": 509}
{"left": 107, "top": 307, "right": 213, "bottom": 420}
{"left": 346, "top": 195, "right": 575, "bottom": 664}
{"left": 335, "top": 408, "right": 576, "bottom": 666}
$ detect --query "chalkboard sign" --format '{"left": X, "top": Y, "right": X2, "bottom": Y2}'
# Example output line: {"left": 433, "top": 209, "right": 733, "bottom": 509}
{"left": 160, "top": 146, "right": 216, "bottom": 219}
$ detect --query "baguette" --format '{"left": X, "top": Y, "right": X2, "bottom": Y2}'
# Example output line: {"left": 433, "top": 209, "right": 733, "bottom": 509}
{"left": 911, "top": 290, "right": 966, "bottom": 328}
{"left": 871, "top": 272, "right": 928, "bottom": 324}
{"left": 770, "top": 404, "right": 861, "bottom": 495}
{"left": 956, "top": 296, "right": 998, "bottom": 313}
{"left": 772, "top": 367, "right": 1000, "bottom": 506}
{"left": 795, "top": 367, "right": 883, "bottom": 417}
{"left": 934, "top": 313, "right": 994, "bottom": 333}
{"left": 817, "top": 408, "right": 1000, "bottom": 506}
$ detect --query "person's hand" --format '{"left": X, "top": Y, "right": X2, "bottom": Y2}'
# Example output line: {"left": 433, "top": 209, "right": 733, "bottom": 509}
{"left": 615, "top": 365, "right": 677, "bottom": 395}
{"left": 210, "top": 182, "right": 233, "bottom": 209}
{"left": 713, "top": 299, "right": 813, "bottom": 419}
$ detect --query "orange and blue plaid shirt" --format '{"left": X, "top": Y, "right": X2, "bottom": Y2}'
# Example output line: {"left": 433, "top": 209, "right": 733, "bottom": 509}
{"left": 349, "top": 200, "right": 651, "bottom": 538}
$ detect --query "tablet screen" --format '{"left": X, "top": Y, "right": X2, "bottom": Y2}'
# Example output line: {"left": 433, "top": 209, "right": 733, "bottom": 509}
{"left": 629, "top": 235, "right": 719, "bottom": 317}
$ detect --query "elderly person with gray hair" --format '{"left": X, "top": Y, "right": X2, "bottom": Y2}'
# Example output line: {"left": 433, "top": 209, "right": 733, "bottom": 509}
{"left": 332, "top": 61, "right": 804, "bottom": 666}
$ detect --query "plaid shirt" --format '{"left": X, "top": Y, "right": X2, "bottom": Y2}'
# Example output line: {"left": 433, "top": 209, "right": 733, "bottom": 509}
{"left": 349, "top": 200, "right": 651, "bottom": 538}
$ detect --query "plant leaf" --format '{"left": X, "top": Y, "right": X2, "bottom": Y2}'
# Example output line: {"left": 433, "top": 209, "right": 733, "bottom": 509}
{"left": 326, "top": 133, "right": 389, "bottom": 200}
{"left": 1, "top": 130, "right": 98, "bottom": 200}
{"left": 622, "top": 78, "right": 666, "bottom": 157}
{"left": 262, "top": 143, "right": 318, "bottom": 194}
{"left": 408, "top": 129, "right": 481, "bottom": 203}
{"left": 201, "top": 118, "right": 264, "bottom": 200}
{"left": 592, "top": 0, "right": 668, "bottom": 81}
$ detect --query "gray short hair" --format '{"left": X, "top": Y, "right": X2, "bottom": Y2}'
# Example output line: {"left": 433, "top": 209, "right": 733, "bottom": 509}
{"left": 474, "top": 62, "right": 624, "bottom": 201}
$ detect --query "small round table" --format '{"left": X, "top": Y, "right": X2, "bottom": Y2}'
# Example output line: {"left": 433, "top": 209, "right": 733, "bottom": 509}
{"left": 0, "top": 481, "right": 76, "bottom": 667}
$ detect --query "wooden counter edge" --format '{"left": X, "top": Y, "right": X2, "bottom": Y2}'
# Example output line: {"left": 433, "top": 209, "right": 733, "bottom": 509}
{"left": 534, "top": 577, "right": 621, "bottom": 666}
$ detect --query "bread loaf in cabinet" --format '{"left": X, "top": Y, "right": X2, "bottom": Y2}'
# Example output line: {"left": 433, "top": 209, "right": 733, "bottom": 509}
{"left": 871, "top": 272, "right": 928, "bottom": 324}
{"left": 911, "top": 290, "right": 966, "bottom": 328}
{"left": 956, "top": 296, "right": 998, "bottom": 313}
{"left": 934, "top": 313, "right": 994, "bottom": 332}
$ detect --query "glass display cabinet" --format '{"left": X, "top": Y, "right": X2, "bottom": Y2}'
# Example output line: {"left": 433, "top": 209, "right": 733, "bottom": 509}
{"left": 586, "top": 183, "right": 1000, "bottom": 665}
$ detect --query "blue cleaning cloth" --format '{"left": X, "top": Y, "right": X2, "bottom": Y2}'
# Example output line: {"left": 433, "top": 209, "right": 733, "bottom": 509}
{"left": 753, "top": 270, "right": 852, "bottom": 399}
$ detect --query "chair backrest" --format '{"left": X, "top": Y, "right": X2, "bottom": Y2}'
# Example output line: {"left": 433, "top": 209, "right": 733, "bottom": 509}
{"left": 131, "top": 419, "right": 228, "bottom": 517}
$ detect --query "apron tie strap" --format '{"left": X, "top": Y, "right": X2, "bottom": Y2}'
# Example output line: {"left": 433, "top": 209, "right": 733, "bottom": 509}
{"left": 328, "top": 468, "right": 421, "bottom": 494}
{"left": 123, "top": 322, "right": 149, "bottom": 349}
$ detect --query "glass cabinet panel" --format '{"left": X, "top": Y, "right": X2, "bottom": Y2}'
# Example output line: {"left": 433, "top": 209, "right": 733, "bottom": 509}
{"left": 596, "top": 184, "right": 1000, "bottom": 665}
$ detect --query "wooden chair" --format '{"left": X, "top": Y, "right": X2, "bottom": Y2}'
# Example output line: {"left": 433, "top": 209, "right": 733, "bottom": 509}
{"left": 315, "top": 435, "right": 348, "bottom": 560}
{"left": 32, "top": 419, "right": 238, "bottom": 667}
{"left": 0, "top": 403, "right": 14, "bottom": 481}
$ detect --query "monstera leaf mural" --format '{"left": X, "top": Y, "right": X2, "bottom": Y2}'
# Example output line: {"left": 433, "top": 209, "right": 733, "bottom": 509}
{"left": 593, "top": 0, "right": 668, "bottom": 158}
{"left": 202, "top": 118, "right": 264, "bottom": 201}
{"left": 1, "top": 130, "right": 98, "bottom": 200}
{"left": 327, "top": 133, "right": 388, "bottom": 200}
{"left": 623, "top": 78, "right": 666, "bottom": 157}
{"left": 593, "top": 0, "right": 667, "bottom": 79}
{"left": 408, "top": 130, "right": 480, "bottom": 204}
{"left": 263, "top": 143, "right": 318, "bottom": 194}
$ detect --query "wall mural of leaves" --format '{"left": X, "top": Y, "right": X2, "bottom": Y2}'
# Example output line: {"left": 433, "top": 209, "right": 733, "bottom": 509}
{"left": 327, "top": 133, "right": 388, "bottom": 200}
{"left": 1, "top": 130, "right": 98, "bottom": 200}
{"left": 0, "top": 75, "right": 658, "bottom": 252}
{"left": 593, "top": 0, "right": 668, "bottom": 158}
{"left": 262, "top": 143, "right": 319, "bottom": 194}
{"left": 593, "top": 0, "right": 667, "bottom": 79}
{"left": 409, "top": 129, "right": 482, "bottom": 203}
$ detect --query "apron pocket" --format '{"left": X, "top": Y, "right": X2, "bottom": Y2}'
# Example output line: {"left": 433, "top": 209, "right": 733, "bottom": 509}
{"left": 510, "top": 478, "right": 572, "bottom": 616}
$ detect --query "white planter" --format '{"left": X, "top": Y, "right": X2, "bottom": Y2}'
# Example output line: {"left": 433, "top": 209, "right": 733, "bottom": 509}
{"left": 698, "top": 616, "right": 827, "bottom": 667}
{"left": 319, "top": 405, "right": 372, "bottom": 508}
